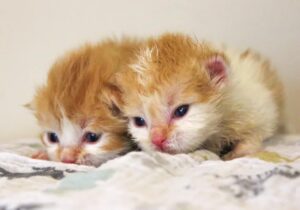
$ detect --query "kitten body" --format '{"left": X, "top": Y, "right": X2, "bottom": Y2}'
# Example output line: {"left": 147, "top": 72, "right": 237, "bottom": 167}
{"left": 116, "top": 33, "right": 284, "bottom": 159}
{"left": 29, "top": 39, "right": 140, "bottom": 166}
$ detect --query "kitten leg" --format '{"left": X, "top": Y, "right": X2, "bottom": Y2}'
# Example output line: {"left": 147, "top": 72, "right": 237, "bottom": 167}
{"left": 31, "top": 150, "right": 49, "bottom": 160}
{"left": 188, "top": 150, "right": 220, "bottom": 162}
{"left": 223, "top": 139, "right": 262, "bottom": 160}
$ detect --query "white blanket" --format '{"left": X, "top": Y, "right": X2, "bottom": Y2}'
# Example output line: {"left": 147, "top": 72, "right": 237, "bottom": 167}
{"left": 0, "top": 135, "right": 299, "bottom": 210}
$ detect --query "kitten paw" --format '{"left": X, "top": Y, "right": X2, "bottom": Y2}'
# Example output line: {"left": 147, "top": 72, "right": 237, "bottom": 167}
{"left": 188, "top": 150, "right": 220, "bottom": 162}
{"left": 223, "top": 141, "right": 261, "bottom": 160}
{"left": 31, "top": 150, "right": 49, "bottom": 160}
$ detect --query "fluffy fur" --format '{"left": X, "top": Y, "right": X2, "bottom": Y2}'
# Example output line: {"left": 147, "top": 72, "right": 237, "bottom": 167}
{"left": 28, "top": 38, "right": 141, "bottom": 166}
{"left": 116, "top": 33, "right": 284, "bottom": 159}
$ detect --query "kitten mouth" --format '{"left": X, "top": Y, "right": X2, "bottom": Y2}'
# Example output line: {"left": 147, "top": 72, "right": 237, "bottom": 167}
{"left": 153, "top": 142, "right": 177, "bottom": 154}
{"left": 154, "top": 144, "right": 165, "bottom": 152}
{"left": 154, "top": 144, "right": 166, "bottom": 152}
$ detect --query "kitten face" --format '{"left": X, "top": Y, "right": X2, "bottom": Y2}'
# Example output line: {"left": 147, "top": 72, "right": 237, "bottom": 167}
{"left": 117, "top": 34, "right": 228, "bottom": 154}
{"left": 38, "top": 110, "right": 128, "bottom": 166}
{"left": 29, "top": 41, "right": 137, "bottom": 166}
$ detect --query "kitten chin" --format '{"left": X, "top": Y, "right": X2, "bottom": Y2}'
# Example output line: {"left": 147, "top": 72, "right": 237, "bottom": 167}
{"left": 29, "top": 38, "right": 141, "bottom": 166}
{"left": 77, "top": 145, "right": 132, "bottom": 167}
{"left": 116, "top": 33, "right": 284, "bottom": 159}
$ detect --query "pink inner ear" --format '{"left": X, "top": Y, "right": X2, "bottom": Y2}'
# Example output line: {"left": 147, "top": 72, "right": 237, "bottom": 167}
{"left": 205, "top": 56, "right": 227, "bottom": 85}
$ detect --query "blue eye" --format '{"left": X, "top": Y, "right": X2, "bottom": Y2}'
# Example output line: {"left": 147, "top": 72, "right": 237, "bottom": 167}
{"left": 133, "top": 117, "right": 146, "bottom": 127}
{"left": 47, "top": 132, "right": 59, "bottom": 143}
{"left": 173, "top": 104, "right": 189, "bottom": 118}
{"left": 84, "top": 132, "right": 101, "bottom": 143}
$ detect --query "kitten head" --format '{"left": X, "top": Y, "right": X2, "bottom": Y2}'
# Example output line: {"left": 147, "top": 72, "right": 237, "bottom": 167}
{"left": 28, "top": 42, "right": 133, "bottom": 166}
{"left": 117, "top": 34, "right": 229, "bottom": 154}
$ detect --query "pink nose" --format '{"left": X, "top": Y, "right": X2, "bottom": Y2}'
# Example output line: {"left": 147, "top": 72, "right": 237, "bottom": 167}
{"left": 151, "top": 132, "right": 167, "bottom": 150}
{"left": 60, "top": 148, "right": 77, "bottom": 164}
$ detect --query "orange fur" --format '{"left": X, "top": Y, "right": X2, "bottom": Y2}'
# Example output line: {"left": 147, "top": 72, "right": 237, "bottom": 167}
{"left": 118, "top": 35, "right": 221, "bottom": 115}
{"left": 29, "top": 38, "right": 141, "bottom": 166}
{"left": 116, "top": 33, "right": 284, "bottom": 158}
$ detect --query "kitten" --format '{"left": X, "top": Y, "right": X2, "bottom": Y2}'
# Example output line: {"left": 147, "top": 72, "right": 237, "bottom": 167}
{"left": 115, "top": 33, "right": 284, "bottom": 159}
{"left": 28, "top": 39, "right": 140, "bottom": 166}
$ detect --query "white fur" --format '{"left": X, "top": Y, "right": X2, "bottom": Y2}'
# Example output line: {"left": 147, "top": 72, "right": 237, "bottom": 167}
{"left": 129, "top": 47, "right": 156, "bottom": 86}
{"left": 130, "top": 47, "right": 153, "bottom": 74}
{"left": 128, "top": 119, "right": 153, "bottom": 152}
{"left": 222, "top": 48, "right": 278, "bottom": 137}
{"left": 78, "top": 132, "right": 126, "bottom": 166}
{"left": 83, "top": 133, "right": 113, "bottom": 155}
{"left": 169, "top": 103, "right": 220, "bottom": 153}
{"left": 60, "top": 116, "right": 83, "bottom": 147}
{"left": 42, "top": 133, "right": 60, "bottom": 161}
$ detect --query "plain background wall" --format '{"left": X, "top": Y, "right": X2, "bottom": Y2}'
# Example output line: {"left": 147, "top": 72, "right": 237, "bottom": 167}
{"left": 0, "top": 0, "right": 299, "bottom": 142}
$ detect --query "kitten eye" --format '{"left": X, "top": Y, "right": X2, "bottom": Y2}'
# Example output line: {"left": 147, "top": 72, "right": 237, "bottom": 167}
{"left": 84, "top": 132, "right": 101, "bottom": 144}
{"left": 173, "top": 104, "right": 190, "bottom": 118}
{"left": 133, "top": 117, "right": 146, "bottom": 127}
{"left": 47, "top": 132, "right": 59, "bottom": 144}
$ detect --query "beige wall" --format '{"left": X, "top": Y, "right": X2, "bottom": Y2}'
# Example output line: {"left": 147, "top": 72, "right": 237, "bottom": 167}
{"left": 0, "top": 0, "right": 299, "bottom": 141}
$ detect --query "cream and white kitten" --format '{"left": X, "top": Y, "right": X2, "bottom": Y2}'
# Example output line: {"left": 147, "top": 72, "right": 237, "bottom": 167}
{"left": 116, "top": 33, "right": 284, "bottom": 159}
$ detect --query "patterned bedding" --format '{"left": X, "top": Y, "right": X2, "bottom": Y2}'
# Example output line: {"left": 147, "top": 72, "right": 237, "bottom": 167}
{"left": 0, "top": 135, "right": 299, "bottom": 210}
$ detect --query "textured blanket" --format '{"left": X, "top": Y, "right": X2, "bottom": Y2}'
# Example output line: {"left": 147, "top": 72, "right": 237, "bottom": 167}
{"left": 0, "top": 135, "right": 299, "bottom": 210}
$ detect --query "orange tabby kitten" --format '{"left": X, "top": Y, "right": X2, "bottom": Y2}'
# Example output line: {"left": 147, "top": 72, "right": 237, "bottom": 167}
{"left": 116, "top": 33, "right": 284, "bottom": 159}
{"left": 28, "top": 39, "right": 140, "bottom": 166}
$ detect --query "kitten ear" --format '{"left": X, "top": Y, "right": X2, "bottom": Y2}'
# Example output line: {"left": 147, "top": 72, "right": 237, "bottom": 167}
{"left": 24, "top": 101, "right": 35, "bottom": 111}
{"left": 205, "top": 55, "right": 228, "bottom": 87}
{"left": 102, "top": 83, "right": 124, "bottom": 117}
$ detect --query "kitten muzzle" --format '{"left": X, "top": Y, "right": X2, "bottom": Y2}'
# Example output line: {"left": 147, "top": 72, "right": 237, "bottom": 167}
{"left": 60, "top": 147, "right": 79, "bottom": 164}
{"left": 151, "top": 127, "right": 168, "bottom": 151}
